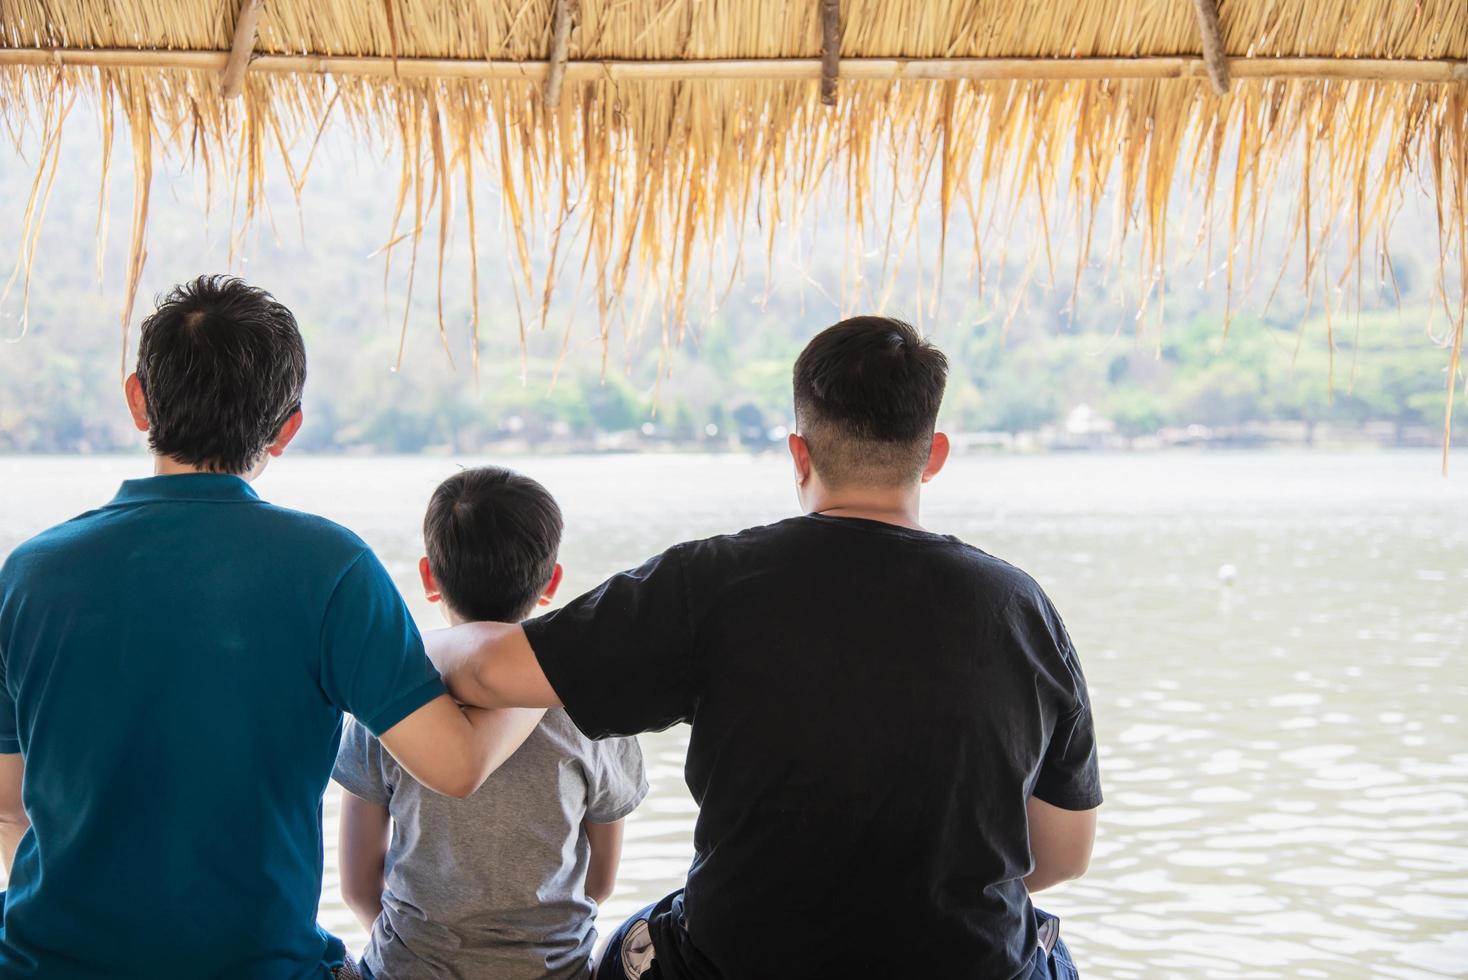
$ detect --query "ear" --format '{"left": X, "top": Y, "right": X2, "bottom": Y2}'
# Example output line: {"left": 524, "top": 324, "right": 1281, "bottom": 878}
{"left": 418, "top": 556, "right": 442, "bottom": 604}
{"left": 265, "top": 408, "right": 305, "bottom": 458}
{"left": 788, "top": 432, "right": 813, "bottom": 487}
{"left": 538, "top": 563, "right": 564, "bottom": 607}
{"left": 124, "top": 373, "right": 149, "bottom": 433}
{"left": 920, "top": 431, "right": 951, "bottom": 484}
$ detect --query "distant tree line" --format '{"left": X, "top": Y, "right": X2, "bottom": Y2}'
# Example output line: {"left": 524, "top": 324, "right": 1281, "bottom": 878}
{"left": 2, "top": 291, "right": 1456, "bottom": 454}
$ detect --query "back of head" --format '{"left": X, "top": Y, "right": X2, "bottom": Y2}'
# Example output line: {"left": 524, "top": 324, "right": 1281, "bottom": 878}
{"left": 136, "top": 275, "right": 306, "bottom": 474}
{"left": 792, "top": 316, "right": 949, "bottom": 488}
{"left": 424, "top": 467, "right": 564, "bottom": 623}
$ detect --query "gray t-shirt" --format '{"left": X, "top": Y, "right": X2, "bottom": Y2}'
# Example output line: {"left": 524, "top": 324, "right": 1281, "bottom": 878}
{"left": 333, "top": 709, "right": 647, "bottom": 980}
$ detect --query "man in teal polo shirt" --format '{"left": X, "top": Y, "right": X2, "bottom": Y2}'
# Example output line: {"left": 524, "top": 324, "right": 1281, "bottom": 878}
{"left": 0, "top": 276, "right": 543, "bottom": 978}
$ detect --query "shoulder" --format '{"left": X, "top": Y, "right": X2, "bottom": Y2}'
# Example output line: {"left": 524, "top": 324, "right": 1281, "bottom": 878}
{"left": 668, "top": 515, "right": 812, "bottom": 564}
{"left": 949, "top": 548, "right": 1079, "bottom": 669}
{"left": 249, "top": 503, "right": 373, "bottom": 558}
{"left": 336, "top": 716, "right": 385, "bottom": 764}
{"left": 333, "top": 717, "right": 396, "bottom": 796}
{"left": 953, "top": 546, "right": 1071, "bottom": 642}
{"left": 547, "top": 710, "right": 644, "bottom": 767}
{"left": 948, "top": 541, "right": 1055, "bottom": 606}
{"left": 0, "top": 507, "right": 113, "bottom": 587}
{"left": 674, "top": 518, "right": 1046, "bottom": 598}
{"left": 541, "top": 708, "right": 608, "bottom": 756}
{"left": 244, "top": 504, "right": 394, "bottom": 592}
{"left": 593, "top": 729, "right": 645, "bottom": 768}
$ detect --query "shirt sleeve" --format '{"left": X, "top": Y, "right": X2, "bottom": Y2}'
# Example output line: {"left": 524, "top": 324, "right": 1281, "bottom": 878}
{"left": 1030, "top": 606, "right": 1103, "bottom": 810}
{"left": 0, "top": 654, "right": 17, "bottom": 755}
{"left": 0, "top": 564, "right": 19, "bottom": 754}
{"left": 586, "top": 735, "right": 650, "bottom": 824}
{"left": 1032, "top": 698, "right": 1102, "bottom": 810}
{"left": 522, "top": 546, "right": 696, "bottom": 739}
{"left": 319, "top": 549, "right": 446, "bottom": 737}
{"left": 333, "top": 717, "right": 394, "bottom": 806}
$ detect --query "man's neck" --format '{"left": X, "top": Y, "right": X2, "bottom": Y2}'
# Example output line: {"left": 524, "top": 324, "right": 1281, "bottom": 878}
{"left": 153, "top": 457, "right": 211, "bottom": 477}
{"left": 152, "top": 456, "right": 259, "bottom": 481}
{"left": 805, "top": 486, "right": 925, "bottom": 531}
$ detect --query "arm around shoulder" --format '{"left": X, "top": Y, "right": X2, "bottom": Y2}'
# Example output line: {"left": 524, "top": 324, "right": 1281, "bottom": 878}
{"left": 378, "top": 694, "right": 545, "bottom": 799}
{"left": 422, "top": 622, "right": 561, "bottom": 710}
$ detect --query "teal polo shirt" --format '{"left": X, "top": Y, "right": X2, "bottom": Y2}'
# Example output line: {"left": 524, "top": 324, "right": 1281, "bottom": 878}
{"left": 0, "top": 474, "right": 445, "bottom": 978}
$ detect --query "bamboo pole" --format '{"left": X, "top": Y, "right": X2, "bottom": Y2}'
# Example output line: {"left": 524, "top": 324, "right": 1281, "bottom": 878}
{"left": 820, "top": 0, "right": 841, "bottom": 106}
{"left": 3, "top": 49, "right": 1466, "bottom": 84}
{"left": 542, "top": 0, "right": 578, "bottom": 108}
{"left": 219, "top": 0, "right": 265, "bottom": 99}
{"left": 1190, "top": 0, "right": 1231, "bottom": 95}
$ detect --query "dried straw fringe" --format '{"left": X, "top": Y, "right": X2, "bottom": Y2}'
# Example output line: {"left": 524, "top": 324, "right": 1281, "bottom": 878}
{"left": 0, "top": 0, "right": 1465, "bottom": 466}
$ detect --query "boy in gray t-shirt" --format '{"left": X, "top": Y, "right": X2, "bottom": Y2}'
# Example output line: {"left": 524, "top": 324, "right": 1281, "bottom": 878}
{"left": 334, "top": 468, "right": 647, "bottom": 980}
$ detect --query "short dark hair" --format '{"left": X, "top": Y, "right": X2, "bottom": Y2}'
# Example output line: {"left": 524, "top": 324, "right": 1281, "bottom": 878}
{"left": 135, "top": 275, "right": 306, "bottom": 474}
{"left": 423, "top": 467, "right": 564, "bottom": 623}
{"left": 792, "top": 316, "right": 948, "bottom": 487}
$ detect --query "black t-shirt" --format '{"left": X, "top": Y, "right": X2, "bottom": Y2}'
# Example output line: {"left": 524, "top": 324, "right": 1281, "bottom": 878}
{"left": 524, "top": 514, "right": 1102, "bottom": 980}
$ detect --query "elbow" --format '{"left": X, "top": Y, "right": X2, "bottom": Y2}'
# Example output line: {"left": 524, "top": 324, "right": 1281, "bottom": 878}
{"left": 1060, "top": 855, "right": 1091, "bottom": 882}
{"left": 340, "top": 883, "right": 372, "bottom": 915}
{"left": 465, "top": 658, "right": 507, "bottom": 710}
{"left": 415, "top": 771, "right": 479, "bottom": 800}
{"left": 442, "top": 658, "right": 498, "bottom": 711}
{"left": 1026, "top": 849, "right": 1092, "bottom": 893}
{"left": 1054, "top": 847, "right": 1093, "bottom": 883}
{"left": 422, "top": 747, "right": 492, "bottom": 800}
{"left": 440, "top": 766, "right": 489, "bottom": 800}
{"left": 444, "top": 781, "right": 479, "bottom": 801}
{"left": 340, "top": 880, "right": 382, "bottom": 924}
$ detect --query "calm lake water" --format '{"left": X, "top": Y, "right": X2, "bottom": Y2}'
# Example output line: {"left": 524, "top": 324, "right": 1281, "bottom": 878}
{"left": 1, "top": 451, "right": 1465, "bottom": 978}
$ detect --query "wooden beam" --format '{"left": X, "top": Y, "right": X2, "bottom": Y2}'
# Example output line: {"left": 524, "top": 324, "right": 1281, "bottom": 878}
{"left": 1190, "top": 0, "right": 1231, "bottom": 95}
{"left": 220, "top": 0, "right": 265, "bottom": 99}
{"left": 542, "top": 0, "right": 579, "bottom": 108}
{"left": 4, "top": 49, "right": 1466, "bottom": 85}
{"left": 820, "top": 0, "right": 841, "bottom": 106}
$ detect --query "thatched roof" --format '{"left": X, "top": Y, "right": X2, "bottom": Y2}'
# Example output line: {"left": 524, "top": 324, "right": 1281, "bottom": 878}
{"left": 2, "top": 1, "right": 1466, "bottom": 456}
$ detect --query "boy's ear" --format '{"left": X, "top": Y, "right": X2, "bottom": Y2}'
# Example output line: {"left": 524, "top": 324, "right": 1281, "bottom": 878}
{"left": 920, "top": 431, "right": 951, "bottom": 484}
{"left": 266, "top": 409, "right": 305, "bottom": 458}
{"left": 124, "top": 373, "right": 149, "bottom": 433}
{"left": 788, "top": 432, "right": 814, "bottom": 487}
{"left": 538, "top": 563, "right": 564, "bottom": 607}
{"left": 418, "top": 556, "right": 442, "bottom": 603}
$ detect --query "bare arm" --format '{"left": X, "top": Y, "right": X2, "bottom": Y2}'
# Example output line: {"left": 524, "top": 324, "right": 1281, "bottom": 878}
{"left": 582, "top": 818, "right": 625, "bottom": 905}
{"left": 378, "top": 694, "right": 545, "bottom": 799}
{"left": 338, "top": 793, "right": 391, "bottom": 932}
{"left": 423, "top": 622, "right": 562, "bottom": 711}
{"left": 1025, "top": 796, "right": 1097, "bottom": 893}
{"left": 0, "top": 754, "right": 27, "bottom": 873}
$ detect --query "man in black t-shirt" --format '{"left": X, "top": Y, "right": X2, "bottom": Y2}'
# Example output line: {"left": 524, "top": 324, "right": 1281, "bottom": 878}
{"left": 428, "top": 317, "right": 1102, "bottom": 979}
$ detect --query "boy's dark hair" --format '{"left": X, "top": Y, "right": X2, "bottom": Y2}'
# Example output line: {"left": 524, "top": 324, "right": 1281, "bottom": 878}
{"left": 792, "top": 316, "right": 949, "bottom": 487}
{"left": 135, "top": 275, "right": 306, "bottom": 474}
{"left": 424, "top": 467, "right": 564, "bottom": 623}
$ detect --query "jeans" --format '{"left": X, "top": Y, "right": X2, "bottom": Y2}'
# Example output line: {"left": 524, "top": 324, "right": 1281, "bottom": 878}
{"left": 595, "top": 893, "right": 1080, "bottom": 980}
{"left": 1030, "top": 907, "right": 1079, "bottom": 980}
{"left": 594, "top": 899, "right": 663, "bottom": 980}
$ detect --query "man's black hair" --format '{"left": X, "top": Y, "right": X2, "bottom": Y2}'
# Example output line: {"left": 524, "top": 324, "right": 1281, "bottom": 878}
{"left": 792, "top": 315, "right": 949, "bottom": 487}
{"left": 135, "top": 275, "right": 306, "bottom": 474}
{"left": 424, "top": 467, "right": 563, "bottom": 623}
